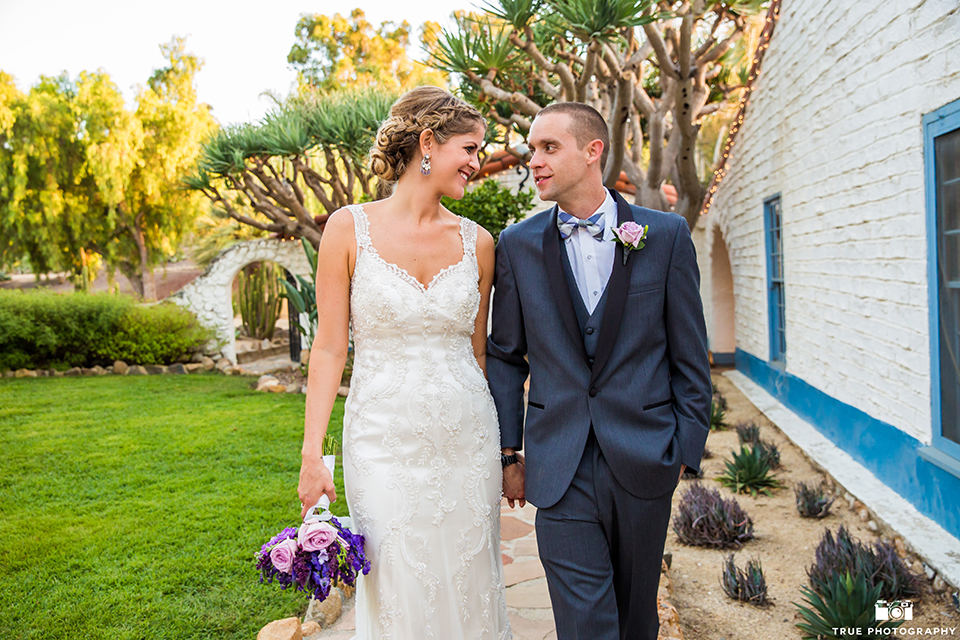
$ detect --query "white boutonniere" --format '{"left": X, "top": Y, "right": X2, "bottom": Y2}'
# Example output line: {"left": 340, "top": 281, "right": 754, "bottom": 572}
{"left": 611, "top": 221, "right": 649, "bottom": 265}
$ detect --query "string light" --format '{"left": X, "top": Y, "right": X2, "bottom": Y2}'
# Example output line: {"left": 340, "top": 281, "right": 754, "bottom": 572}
{"left": 701, "top": 0, "right": 783, "bottom": 216}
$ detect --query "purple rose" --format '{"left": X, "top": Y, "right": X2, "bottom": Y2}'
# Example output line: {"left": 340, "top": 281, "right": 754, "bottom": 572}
{"left": 269, "top": 538, "right": 299, "bottom": 574}
{"left": 298, "top": 521, "right": 338, "bottom": 552}
{"left": 614, "top": 221, "right": 647, "bottom": 247}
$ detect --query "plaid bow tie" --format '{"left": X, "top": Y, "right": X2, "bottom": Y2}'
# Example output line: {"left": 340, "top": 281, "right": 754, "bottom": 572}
{"left": 557, "top": 211, "right": 604, "bottom": 240}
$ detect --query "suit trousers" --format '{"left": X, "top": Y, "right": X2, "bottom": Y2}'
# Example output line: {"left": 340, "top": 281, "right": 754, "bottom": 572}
{"left": 535, "top": 431, "right": 674, "bottom": 640}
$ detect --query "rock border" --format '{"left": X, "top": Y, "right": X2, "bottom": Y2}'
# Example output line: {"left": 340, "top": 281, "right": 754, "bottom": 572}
{"left": 1, "top": 354, "right": 299, "bottom": 381}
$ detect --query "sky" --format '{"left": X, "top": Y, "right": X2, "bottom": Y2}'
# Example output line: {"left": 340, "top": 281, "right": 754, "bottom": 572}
{"left": 0, "top": 0, "right": 474, "bottom": 126}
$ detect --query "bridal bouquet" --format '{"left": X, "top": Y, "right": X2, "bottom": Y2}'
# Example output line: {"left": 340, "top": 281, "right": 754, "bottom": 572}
{"left": 255, "top": 515, "right": 370, "bottom": 601}
{"left": 256, "top": 440, "right": 370, "bottom": 601}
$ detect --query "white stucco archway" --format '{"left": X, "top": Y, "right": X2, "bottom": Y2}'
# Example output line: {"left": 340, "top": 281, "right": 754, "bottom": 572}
{"left": 171, "top": 238, "right": 313, "bottom": 363}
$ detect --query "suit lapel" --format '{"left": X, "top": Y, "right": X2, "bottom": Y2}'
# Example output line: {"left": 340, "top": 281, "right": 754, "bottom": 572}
{"left": 590, "top": 189, "right": 633, "bottom": 386}
{"left": 543, "top": 206, "right": 589, "bottom": 364}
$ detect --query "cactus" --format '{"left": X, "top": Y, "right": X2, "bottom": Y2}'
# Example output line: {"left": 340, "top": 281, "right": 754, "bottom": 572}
{"left": 237, "top": 261, "right": 282, "bottom": 340}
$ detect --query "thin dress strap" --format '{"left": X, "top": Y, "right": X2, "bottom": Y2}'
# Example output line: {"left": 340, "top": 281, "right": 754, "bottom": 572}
{"left": 460, "top": 217, "right": 477, "bottom": 260}
{"left": 347, "top": 203, "right": 372, "bottom": 252}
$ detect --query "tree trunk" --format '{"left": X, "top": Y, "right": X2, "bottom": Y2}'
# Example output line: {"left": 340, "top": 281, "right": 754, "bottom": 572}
{"left": 132, "top": 212, "right": 157, "bottom": 301}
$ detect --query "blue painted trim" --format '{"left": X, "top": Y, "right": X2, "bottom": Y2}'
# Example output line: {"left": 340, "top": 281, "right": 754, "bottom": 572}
{"left": 736, "top": 348, "right": 960, "bottom": 540}
{"left": 923, "top": 97, "right": 960, "bottom": 463}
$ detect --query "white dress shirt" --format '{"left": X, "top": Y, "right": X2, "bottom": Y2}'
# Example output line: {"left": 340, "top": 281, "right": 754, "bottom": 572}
{"left": 561, "top": 191, "right": 617, "bottom": 314}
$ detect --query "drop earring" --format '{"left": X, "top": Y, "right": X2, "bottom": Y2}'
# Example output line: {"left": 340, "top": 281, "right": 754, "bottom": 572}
{"left": 420, "top": 154, "right": 431, "bottom": 176}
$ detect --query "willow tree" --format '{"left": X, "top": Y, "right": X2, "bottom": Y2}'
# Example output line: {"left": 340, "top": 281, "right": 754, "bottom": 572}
{"left": 430, "top": 0, "right": 765, "bottom": 227}
{"left": 184, "top": 89, "right": 395, "bottom": 247}
{"left": 0, "top": 39, "right": 215, "bottom": 298}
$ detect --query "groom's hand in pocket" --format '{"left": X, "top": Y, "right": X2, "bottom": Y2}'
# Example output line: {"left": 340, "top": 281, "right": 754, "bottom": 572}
{"left": 502, "top": 450, "right": 526, "bottom": 508}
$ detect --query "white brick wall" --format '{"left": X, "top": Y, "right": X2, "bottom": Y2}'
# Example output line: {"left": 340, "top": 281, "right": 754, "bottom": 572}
{"left": 703, "top": 0, "right": 960, "bottom": 443}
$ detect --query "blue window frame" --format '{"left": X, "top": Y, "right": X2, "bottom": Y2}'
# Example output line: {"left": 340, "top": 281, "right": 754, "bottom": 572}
{"left": 925, "top": 97, "right": 960, "bottom": 462}
{"left": 764, "top": 194, "right": 786, "bottom": 365}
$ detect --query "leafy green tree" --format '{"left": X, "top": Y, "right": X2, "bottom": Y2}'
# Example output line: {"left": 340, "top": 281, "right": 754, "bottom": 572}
{"left": 185, "top": 89, "right": 395, "bottom": 247}
{"left": 288, "top": 9, "right": 446, "bottom": 92}
{"left": 0, "top": 72, "right": 105, "bottom": 280}
{"left": 442, "top": 179, "right": 534, "bottom": 241}
{"left": 0, "top": 38, "right": 216, "bottom": 299}
{"left": 107, "top": 38, "right": 216, "bottom": 300}
{"left": 430, "top": 0, "right": 766, "bottom": 227}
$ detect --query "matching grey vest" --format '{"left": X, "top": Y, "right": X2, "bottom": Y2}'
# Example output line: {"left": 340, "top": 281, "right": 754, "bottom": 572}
{"left": 558, "top": 243, "right": 610, "bottom": 367}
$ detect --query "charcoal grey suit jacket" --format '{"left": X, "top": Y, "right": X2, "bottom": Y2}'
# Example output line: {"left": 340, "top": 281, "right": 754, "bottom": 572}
{"left": 487, "top": 189, "right": 711, "bottom": 508}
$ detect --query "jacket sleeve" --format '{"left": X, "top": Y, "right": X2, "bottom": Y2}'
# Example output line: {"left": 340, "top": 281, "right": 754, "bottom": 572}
{"left": 664, "top": 216, "right": 712, "bottom": 471}
{"left": 486, "top": 230, "right": 529, "bottom": 451}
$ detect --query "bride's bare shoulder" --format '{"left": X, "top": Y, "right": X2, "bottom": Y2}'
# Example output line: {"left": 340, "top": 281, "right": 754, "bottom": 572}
{"left": 319, "top": 207, "right": 360, "bottom": 249}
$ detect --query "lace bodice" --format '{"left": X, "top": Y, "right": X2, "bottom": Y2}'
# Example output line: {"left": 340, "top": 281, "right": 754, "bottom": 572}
{"left": 348, "top": 202, "right": 481, "bottom": 347}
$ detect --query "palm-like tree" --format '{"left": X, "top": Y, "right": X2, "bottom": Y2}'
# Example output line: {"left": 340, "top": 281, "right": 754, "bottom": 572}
{"left": 430, "top": 0, "right": 767, "bottom": 226}
{"left": 184, "top": 89, "right": 395, "bottom": 246}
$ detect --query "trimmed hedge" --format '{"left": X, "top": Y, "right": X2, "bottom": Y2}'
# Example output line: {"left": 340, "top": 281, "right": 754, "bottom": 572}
{"left": 0, "top": 290, "right": 214, "bottom": 370}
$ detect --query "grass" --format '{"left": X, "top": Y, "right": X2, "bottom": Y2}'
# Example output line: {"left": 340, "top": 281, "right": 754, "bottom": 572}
{"left": 0, "top": 374, "right": 346, "bottom": 639}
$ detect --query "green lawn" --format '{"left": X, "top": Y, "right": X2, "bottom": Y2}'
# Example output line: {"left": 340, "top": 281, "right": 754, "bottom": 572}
{"left": 0, "top": 374, "right": 346, "bottom": 640}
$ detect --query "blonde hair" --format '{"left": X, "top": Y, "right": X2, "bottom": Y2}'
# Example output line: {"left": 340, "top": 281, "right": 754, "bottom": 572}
{"left": 370, "top": 87, "right": 485, "bottom": 183}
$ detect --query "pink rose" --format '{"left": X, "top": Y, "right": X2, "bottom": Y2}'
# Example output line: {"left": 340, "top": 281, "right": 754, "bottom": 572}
{"left": 269, "top": 538, "right": 299, "bottom": 574}
{"left": 298, "top": 521, "right": 337, "bottom": 552}
{"left": 614, "top": 221, "right": 647, "bottom": 247}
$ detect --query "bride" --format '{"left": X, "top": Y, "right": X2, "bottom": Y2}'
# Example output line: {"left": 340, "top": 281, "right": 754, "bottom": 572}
{"left": 297, "top": 86, "right": 512, "bottom": 639}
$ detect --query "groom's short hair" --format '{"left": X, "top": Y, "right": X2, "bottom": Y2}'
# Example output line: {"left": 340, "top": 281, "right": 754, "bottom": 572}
{"left": 536, "top": 102, "right": 609, "bottom": 172}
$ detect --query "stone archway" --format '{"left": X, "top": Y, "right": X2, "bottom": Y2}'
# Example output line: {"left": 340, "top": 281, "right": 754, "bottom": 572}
{"left": 171, "top": 238, "right": 312, "bottom": 363}
{"left": 710, "top": 227, "right": 736, "bottom": 365}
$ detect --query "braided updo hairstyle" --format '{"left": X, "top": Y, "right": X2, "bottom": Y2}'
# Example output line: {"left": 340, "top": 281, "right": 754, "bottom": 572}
{"left": 370, "top": 87, "right": 485, "bottom": 186}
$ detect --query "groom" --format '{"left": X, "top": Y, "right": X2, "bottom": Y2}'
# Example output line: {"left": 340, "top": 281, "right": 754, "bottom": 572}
{"left": 487, "top": 103, "right": 711, "bottom": 640}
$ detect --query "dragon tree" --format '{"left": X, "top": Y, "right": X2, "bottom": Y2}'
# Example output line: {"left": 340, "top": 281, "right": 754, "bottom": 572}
{"left": 184, "top": 89, "right": 396, "bottom": 246}
{"left": 429, "top": 0, "right": 766, "bottom": 227}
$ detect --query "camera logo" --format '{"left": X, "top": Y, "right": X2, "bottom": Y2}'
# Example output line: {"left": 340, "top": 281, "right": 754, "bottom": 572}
{"left": 875, "top": 599, "right": 914, "bottom": 621}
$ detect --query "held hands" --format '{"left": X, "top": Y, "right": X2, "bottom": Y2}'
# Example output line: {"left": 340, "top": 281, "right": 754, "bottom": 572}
{"left": 298, "top": 457, "right": 337, "bottom": 520}
{"left": 502, "top": 452, "right": 526, "bottom": 509}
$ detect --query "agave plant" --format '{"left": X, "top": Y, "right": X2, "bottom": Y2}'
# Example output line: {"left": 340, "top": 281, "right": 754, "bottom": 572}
{"left": 279, "top": 239, "right": 319, "bottom": 348}
{"left": 710, "top": 392, "right": 728, "bottom": 430}
{"left": 717, "top": 445, "right": 783, "bottom": 496}
{"left": 720, "top": 554, "right": 768, "bottom": 605}
{"left": 736, "top": 421, "right": 782, "bottom": 469}
{"left": 808, "top": 526, "right": 923, "bottom": 602}
{"left": 794, "top": 480, "right": 836, "bottom": 519}
{"left": 672, "top": 482, "right": 754, "bottom": 549}
{"left": 794, "top": 571, "right": 901, "bottom": 639}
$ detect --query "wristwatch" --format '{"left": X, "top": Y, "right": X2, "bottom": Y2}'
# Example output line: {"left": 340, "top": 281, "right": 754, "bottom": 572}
{"left": 501, "top": 453, "right": 519, "bottom": 469}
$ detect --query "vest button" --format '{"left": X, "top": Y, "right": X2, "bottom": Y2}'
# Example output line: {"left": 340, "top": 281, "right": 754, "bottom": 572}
{"left": 589, "top": 388, "right": 598, "bottom": 397}
{"left": 588, "top": 358, "right": 595, "bottom": 365}
{"left": 585, "top": 327, "right": 595, "bottom": 335}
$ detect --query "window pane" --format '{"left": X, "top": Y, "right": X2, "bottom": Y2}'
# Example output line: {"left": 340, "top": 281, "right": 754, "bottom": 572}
{"left": 937, "top": 129, "right": 960, "bottom": 231}
{"left": 938, "top": 182, "right": 960, "bottom": 234}
{"left": 936, "top": 126, "right": 960, "bottom": 445}
{"left": 765, "top": 196, "right": 786, "bottom": 364}
{"left": 941, "top": 230, "right": 960, "bottom": 283}
{"left": 939, "top": 289, "right": 960, "bottom": 444}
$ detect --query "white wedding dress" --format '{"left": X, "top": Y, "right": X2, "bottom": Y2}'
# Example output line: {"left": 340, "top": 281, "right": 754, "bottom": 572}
{"left": 341, "top": 204, "right": 511, "bottom": 640}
